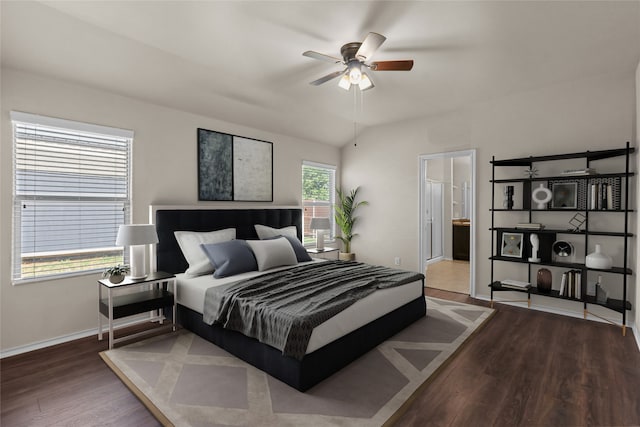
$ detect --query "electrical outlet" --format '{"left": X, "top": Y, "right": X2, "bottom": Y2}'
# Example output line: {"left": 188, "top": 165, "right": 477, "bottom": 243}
{"left": 394, "top": 257, "right": 401, "bottom": 266}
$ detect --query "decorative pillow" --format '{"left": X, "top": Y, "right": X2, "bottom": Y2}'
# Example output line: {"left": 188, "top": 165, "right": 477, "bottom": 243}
{"left": 174, "top": 228, "right": 236, "bottom": 276}
{"left": 254, "top": 224, "right": 297, "bottom": 240}
{"left": 269, "top": 235, "right": 312, "bottom": 262}
{"left": 200, "top": 240, "right": 258, "bottom": 278}
{"left": 247, "top": 237, "right": 298, "bottom": 271}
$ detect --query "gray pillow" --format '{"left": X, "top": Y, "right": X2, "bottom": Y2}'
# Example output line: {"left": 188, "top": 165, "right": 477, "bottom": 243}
{"left": 200, "top": 240, "right": 257, "bottom": 278}
{"left": 174, "top": 228, "right": 236, "bottom": 276}
{"left": 254, "top": 224, "right": 298, "bottom": 240}
{"left": 247, "top": 237, "right": 298, "bottom": 271}
{"left": 267, "top": 235, "right": 312, "bottom": 262}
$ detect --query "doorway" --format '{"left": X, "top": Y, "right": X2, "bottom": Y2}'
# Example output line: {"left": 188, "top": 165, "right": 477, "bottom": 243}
{"left": 419, "top": 150, "right": 476, "bottom": 296}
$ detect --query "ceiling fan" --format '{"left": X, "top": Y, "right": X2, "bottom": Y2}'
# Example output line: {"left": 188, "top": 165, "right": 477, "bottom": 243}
{"left": 303, "top": 32, "right": 414, "bottom": 91}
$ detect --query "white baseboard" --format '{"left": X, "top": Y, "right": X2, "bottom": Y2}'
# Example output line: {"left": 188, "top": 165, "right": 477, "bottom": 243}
{"left": 0, "top": 316, "right": 149, "bottom": 359}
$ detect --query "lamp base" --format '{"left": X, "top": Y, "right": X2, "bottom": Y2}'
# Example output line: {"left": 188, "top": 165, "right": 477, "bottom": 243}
{"left": 129, "top": 245, "right": 148, "bottom": 280}
{"left": 316, "top": 232, "right": 325, "bottom": 251}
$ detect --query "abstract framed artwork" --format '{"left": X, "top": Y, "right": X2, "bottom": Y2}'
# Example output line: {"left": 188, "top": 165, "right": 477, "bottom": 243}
{"left": 550, "top": 182, "right": 578, "bottom": 209}
{"left": 198, "top": 129, "right": 273, "bottom": 201}
{"left": 501, "top": 232, "right": 523, "bottom": 258}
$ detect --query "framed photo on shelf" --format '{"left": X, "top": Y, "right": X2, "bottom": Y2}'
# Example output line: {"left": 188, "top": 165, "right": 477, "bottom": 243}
{"left": 501, "top": 232, "right": 524, "bottom": 258}
{"left": 551, "top": 182, "right": 577, "bottom": 209}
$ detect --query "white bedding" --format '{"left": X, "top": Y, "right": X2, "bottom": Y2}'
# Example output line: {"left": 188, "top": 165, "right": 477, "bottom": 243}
{"left": 176, "top": 260, "right": 424, "bottom": 354}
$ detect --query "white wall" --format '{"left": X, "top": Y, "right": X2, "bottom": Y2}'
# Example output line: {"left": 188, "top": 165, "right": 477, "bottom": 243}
{"left": 342, "top": 71, "right": 637, "bottom": 323}
{"left": 635, "top": 60, "right": 640, "bottom": 335}
{"left": 0, "top": 68, "right": 340, "bottom": 353}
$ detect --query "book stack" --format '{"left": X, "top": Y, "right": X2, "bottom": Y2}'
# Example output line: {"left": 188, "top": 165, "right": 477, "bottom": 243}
{"left": 514, "top": 223, "right": 545, "bottom": 230}
{"left": 500, "top": 279, "right": 531, "bottom": 290}
{"left": 561, "top": 168, "right": 595, "bottom": 176}
{"left": 559, "top": 270, "right": 582, "bottom": 299}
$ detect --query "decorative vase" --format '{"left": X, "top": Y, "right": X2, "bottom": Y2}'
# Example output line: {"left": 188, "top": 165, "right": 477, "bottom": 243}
{"left": 109, "top": 274, "right": 124, "bottom": 284}
{"left": 531, "top": 183, "right": 552, "bottom": 209}
{"left": 536, "top": 268, "right": 552, "bottom": 293}
{"left": 503, "top": 186, "right": 514, "bottom": 209}
{"left": 585, "top": 244, "right": 612, "bottom": 270}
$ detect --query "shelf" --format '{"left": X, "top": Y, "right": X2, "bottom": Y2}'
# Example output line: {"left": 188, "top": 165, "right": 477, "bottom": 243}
{"left": 491, "top": 147, "right": 635, "bottom": 166}
{"left": 490, "top": 227, "right": 633, "bottom": 237}
{"left": 491, "top": 171, "right": 634, "bottom": 184}
{"left": 490, "top": 256, "right": 632, "bottom": 275}
{"left": 490, "top": 208, "right": 633, "bottom": 213}
{"left": 489, "top": 282, "right": 632, "bottom": 313}
{"left": 99, "top": 289, "right": 174, "bottom": 319}
{"left": 490, "top": 143, "right": 634, "bottom": 332}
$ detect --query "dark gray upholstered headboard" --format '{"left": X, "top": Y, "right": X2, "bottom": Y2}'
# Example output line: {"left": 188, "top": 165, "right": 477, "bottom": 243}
{"left": 153, "top": 207, "right": 303, "bottom": 274}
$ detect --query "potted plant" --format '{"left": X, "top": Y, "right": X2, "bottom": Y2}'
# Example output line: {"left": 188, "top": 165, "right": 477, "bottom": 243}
{"left": 335, "top": 186, "right": 369, "bottom": 261}
{"left": 102, "top": 264, "right": 130, "bottom": 284}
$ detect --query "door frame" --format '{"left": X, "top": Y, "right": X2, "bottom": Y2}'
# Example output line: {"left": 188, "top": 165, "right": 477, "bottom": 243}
{"left": 418, "top": 149, "right": 477, "bottom": 297}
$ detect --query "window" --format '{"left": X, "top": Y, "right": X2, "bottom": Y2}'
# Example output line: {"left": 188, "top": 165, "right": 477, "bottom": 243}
{"left": 302, "top": 161, "right": 336, "bottom": 246}
{"left": 11, "top": 112, "right": 133, "bottom": 283}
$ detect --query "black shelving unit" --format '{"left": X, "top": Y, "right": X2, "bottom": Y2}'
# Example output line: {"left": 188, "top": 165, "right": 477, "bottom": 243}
{"left": 489, "top": 143, "right": 635, "bottom": 335}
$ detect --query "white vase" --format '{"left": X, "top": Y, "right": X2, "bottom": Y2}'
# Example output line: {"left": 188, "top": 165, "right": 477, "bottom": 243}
{"left": 585, "top": 244, "right": 612, "bottom": 270}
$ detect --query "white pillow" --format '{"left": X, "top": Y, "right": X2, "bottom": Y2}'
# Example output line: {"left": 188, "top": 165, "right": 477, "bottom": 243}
{"left": 174, "top": 228, "right": 236, "bottom": 276}
{"left": 247, "top": 237, "right": 298, "bottom": 271}
{"left": 254, "top": 224, "right": 297, "bottom": 240}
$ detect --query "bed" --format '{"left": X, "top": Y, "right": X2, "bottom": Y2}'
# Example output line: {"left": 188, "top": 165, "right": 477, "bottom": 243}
{"left": 151, "top": 205, "right": 426, "bottom": 391}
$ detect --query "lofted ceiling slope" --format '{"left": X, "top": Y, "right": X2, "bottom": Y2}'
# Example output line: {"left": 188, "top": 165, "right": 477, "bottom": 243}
{"left": 2, "top": 1, "right": 639, "bottom": 147}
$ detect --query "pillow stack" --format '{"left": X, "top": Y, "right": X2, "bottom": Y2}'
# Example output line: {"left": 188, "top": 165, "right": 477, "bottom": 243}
{"left": 174, "top": 224, "right": 312, "bottom": 279}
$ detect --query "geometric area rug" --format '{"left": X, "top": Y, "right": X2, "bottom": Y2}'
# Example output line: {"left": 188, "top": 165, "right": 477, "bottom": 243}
{"left": 100, "top": 297, "right": 494, "bottom": 427}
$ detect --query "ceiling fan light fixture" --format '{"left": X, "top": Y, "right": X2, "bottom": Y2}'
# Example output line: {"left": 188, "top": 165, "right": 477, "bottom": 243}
{"left": 359, "top": 73, "right": 374, "bottom": 91}
{"left": 347, "top": 61, "right": 362, "bottom": 84}
{"left": 338, "top": 74, "right": 351, "bottom": 90}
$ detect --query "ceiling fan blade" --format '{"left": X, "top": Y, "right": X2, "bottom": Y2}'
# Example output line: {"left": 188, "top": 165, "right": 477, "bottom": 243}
{"left": 370, "top": 60, "right": 414, "bottom": 71}
{"left": 356, "top": 32, "right": 386, "bottom": 61}
{"left": 310, "top": 69, "right": 346, "bottom": 86}
{"left": 303, "top": 51, "right": 343, "bottom": 64}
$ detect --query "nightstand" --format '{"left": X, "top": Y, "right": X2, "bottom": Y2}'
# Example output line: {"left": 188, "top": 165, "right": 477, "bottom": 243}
{"left": 98, "top": 271, "right": 176, "bottom": 349}
{"left": 307, "top": 247, "right": 339, "bottom": 260}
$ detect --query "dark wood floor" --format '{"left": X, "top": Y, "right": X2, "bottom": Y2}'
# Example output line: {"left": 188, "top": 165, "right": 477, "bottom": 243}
{"left": 2, "top": 290, "right": 639, "bottom": 427}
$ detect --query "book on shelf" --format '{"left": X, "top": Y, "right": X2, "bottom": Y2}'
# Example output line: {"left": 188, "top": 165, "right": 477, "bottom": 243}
{"left": 500, "top": 279, "right": 531, "bottom": 289}
{"left": 559, "top": 270, "right": 582, "bottom": 298}
{"left": 590, "top": 182, "right": 614, "bottom": 210}
{"left": 515, "top": 223, "right": 545, "bottom": 230}
{"left": 561, "top": 168, "right": 595, "bottom": 176}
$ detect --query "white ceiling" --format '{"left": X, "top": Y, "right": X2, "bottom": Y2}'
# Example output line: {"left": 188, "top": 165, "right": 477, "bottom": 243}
{"left": 2, "top": 1, "right": 639, "bottom": 147}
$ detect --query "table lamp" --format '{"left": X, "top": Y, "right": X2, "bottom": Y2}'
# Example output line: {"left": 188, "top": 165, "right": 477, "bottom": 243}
{"left": 115, "top": 224, "right": 159, "bottom": 279}
{"left": 309, "top": 217, "right": 330, "bottom": 251}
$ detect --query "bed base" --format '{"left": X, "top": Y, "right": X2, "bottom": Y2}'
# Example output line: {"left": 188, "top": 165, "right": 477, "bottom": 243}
{"left": 177, "top": 295, "right": 426, "bottom": 392}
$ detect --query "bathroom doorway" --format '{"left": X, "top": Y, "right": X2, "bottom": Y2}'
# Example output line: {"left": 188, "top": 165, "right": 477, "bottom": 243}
{"left": 419, "top": 150, "right": 476, "bottom": 296}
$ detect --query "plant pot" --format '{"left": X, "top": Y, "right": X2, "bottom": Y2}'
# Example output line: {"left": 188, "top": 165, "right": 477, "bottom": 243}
{"left": 109, "top": 274, "right": 124, "bottom": 284}
{"left": 339, "top": 252, "right": 356, "bottom": 261}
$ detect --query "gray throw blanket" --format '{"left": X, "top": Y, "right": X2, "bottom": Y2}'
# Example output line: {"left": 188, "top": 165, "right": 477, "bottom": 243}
{"left": 203, "top": 260, "right": 424, "bottom": 360}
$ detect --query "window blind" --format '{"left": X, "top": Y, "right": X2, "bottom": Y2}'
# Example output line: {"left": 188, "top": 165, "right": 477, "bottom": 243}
{"left": 302, "top": 161, "right": 336, "bottom": 245}
{"left": 11, "top": 112, "right": 133, "bottom": 283}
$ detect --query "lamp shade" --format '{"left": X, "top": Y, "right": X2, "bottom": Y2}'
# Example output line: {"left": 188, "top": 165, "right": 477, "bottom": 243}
{"left": 115, "top": 224, "right": 159, "bottom": 246}
{"left": 309, "top": 217, "right": 331, "bottom": 230}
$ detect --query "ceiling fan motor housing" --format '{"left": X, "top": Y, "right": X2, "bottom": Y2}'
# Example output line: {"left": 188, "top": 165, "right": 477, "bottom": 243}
{"left": 341, "top": 42, "right": 363, "bottom": 62}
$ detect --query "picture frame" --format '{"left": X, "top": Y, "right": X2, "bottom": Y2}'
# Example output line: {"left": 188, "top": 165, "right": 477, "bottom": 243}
{"left": 197, "top": 128, "right": 273, "bottom": 201}
{"left": 551, "top": 182, "right": 577, "bottom": 209}
{"left": 501, "top": 232, "right": 524, "bottom": 258}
